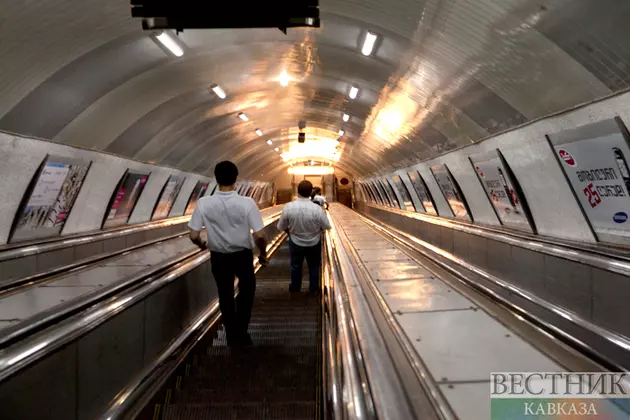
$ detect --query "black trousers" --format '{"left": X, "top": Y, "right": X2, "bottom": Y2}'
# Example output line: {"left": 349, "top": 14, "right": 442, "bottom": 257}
{"left": 210, "top": 249, "right": 256, "bottom": 344}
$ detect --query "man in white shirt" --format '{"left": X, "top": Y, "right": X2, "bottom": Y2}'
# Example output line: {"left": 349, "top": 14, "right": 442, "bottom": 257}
{"left": 277, "top": 180, "right": 332, "bottom": 295}
{"left": 311, "top": 187, "right": 327, "bottom": 208}
{"left": 189, "top": 161, "right": 268, "bottom": 347}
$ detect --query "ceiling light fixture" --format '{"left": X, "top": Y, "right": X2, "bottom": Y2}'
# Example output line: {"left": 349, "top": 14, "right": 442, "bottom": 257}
{"left": 343, "top": 113, "right": 350, "bottom": 122}
{"left": 288, "top": 166, "right": 334, "bottom": 175}
{"left": 338, "top": 129, "right": 345, "bottom": 137}
{"left": 275, "top": 147, "right": 280, "bottom": 152}
{"left": 237, "top": 112, "right": 249, "bottom": 121}
{"left": 255, "top": 129, "right": 263, "bottom": 136}
{"left": 349, "top": 86, "right": 359, "bottom": 99}
{"left": 156, "top": 31, "right": 183, "bottom": 57}
{"left": 211, "top": 84, "right": 226, "bottom": 99}
{"left": 279, "top": 70, "right": 290, "bottom": 87}
{"left": 310, "top": 160, "right": 315, "bottom": 166}
{"left": 267, "top": 139, "right": 273, "bottom": 145}
{"left": 361, "top": 31, "right": 378, "bottom": 56}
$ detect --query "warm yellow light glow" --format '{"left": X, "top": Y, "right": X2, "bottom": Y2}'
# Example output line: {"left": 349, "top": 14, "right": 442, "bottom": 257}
{"left": 280, "top": 133, "right": 342, "bottom": 163}
{"left": 279, "top": 70, "right": 290, "bottom": 87}
{"left": 288, "top": 166, "right": 335, "bottom": 175}
{"left": 372, "top": 92, "right": 417, "bottom": 141}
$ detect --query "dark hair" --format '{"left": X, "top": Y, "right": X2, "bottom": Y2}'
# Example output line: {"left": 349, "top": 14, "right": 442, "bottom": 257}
{"left": 214, "top": 161, "right": 239, "bottom": 186}
{"left": 297, "top": 180, "right": 313, "bottom": 198}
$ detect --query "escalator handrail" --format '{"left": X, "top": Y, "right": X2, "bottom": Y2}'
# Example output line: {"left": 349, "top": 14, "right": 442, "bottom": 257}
{"left": 361, "top": 202, "right": 630, "bottom": 277}
{"left": 0, "top": 213, "right": 282, "bottom": 383}
{"left": 0, "top": 205, "right": 284, "bottom": 262}
{"left": 0, "top": 216, "right": 191, "bottom": 262}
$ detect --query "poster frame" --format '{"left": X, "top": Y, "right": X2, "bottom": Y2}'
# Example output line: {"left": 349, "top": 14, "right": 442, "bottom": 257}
{"left": 430, "top": 164, "right": 473, "bottom": 222}
{"left": 9, "top": 154, "right": 92, "bottom": 243}
{"left": 406, "top": 170, "right": 438, "bottom": 216}
{"left": 102, "top": 169, "right": 151, "bottom": 229}
{"left": 368, "top": 180, "right": 385, "bottom": 205}
{"left": 151, "top": 175, "right": 186, "bottom": 221}
{"left": 379, "top": 178, "right": 399, "bottom": 208}
{"left": 390, "top": 175, "right": 416, "bottom": 212}
{"left": 469, "top": 149, "right": 537, "bottom": 233}
{"left": 184, "top": 180, "right": 210, "bottom": 216}
{"left": 544, "top": 116, "right": 630, "bottom": 245}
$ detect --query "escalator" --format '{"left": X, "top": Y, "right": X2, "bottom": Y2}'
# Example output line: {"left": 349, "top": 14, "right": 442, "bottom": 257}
{"left": 162, "top": 241, "right": 322, "bottom": 420}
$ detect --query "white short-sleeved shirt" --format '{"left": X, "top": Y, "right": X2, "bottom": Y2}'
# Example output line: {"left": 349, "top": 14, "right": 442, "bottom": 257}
{"left": 188, "top": 190, "right": 264, "bottom": 253}
{"left": 312, "top": 195, "right": 326, "bottom": 205}
{"left": 277, "top": 197, "right": 332, "bottom": 247}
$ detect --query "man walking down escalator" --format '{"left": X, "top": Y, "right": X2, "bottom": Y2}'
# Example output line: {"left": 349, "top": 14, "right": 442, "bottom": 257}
{"left": 277, "top": 180, "right": 331, "bottom": 295}
{"left": 188, "top": 161, "right": 269, "bottom": 347}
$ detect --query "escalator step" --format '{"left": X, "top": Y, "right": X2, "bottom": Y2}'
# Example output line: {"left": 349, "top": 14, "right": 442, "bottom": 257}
{"left": 165, "top": 242, "right": 321, "bottom": 419}
{"left": 162, "top": 401, "right": 316, "bottom": 420}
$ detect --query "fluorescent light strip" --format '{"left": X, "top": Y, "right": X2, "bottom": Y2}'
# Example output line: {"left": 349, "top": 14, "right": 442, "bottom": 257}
{"left": 361, "top": 31, "right": 378, "bottom": 56}
{"left": 339, "top": 129, "right": 345, "bottom": 137}
{"left": 349, "top": 86, "right": 359, "bottom": 99}
{"left": 275, "top": 147, "right": 280, "bottom": 152}
{"left": 289, "top": 166, "right": 334, "bottom": 175}
{"left": 238, "top": 112, "right": 249, "bottom": 121}
{"left": 343, "top": 113, "right": 350, "bottom": 122}
{"left": 156, "top": 32, "right": 183, "bottom": 57}
{"left": 267, "top": 139, "right": 273, "bottom": 145}
{"left": 255, "top": 129, "right": 263, "bottom": 136}
{"left": 211, "top": 84, "right": 226, "bottom": 99}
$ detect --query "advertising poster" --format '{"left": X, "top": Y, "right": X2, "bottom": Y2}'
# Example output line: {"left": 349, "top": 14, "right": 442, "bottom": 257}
{"left": 430, "top": 164, "right": 471, "bottom": 221}
{"left": 374, "top": 180, "right": 392, "bottom": 207}
{"left": 406, "top": 171, "right": 437, "bottom": 215}
{"left": 381, "top": 178, "right": 401, "bottom": 209}
{"left": 369, "top": 181, "right": 386, "bottom": 205}
{"left": 391, "top": 175, "right": 416, "bottom": 211}
{"left": 103, "top": 171, "right": 150, "bottom": 228}
{"left": 152, "top": 176, "right": 185, "bottom": 220}
{"left": 184, "top": 181, "right": 209, "bottom": 216}
{"left": 11, "top": 156, "right": 91, "bottom": 242}
{"left": 365, "top": 184, "right": 378, "bottom": 204}
{"left": 470, "top": 150, "right": 533, "bottom": 232}
{"left": 547, "top": 117, "right": 630, "bottom": 245}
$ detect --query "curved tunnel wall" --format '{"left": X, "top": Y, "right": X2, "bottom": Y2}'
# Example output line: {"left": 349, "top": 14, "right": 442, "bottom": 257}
{"left": 0, "top": 130, "right": 266, "bottom": 245}
{"left": 359, "top": 88, "right": 630, "bottom": 246}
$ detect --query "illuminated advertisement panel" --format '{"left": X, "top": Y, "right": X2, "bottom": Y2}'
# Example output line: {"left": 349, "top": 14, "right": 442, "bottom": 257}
{"left": 11, "top": 155, "right": 91, "bottom": 242}
{"left": 103, "top": 170, "right": 150, "bottom": 228}
{"left": 152, "top": 175, "right": 186, "bottom": 220}
{"left": 547, "top": 117, "right": 630, "bottom": 245}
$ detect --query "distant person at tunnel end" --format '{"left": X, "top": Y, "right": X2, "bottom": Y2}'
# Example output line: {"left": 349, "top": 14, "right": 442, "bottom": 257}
{"left": 277, "top": 180, "right": 332, "bottom": 295}
{"left": 188, "top": 161, "right": 268, "bottom": 347}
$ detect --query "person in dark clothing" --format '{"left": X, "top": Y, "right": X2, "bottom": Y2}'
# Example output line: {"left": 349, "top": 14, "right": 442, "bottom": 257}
{"left": 188, "top": 161, "right": 268, "bottom": 347}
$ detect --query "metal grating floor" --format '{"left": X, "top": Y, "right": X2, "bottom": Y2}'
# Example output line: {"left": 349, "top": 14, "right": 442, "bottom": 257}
{"left": 163, "top": 242, "right": 321, "bottom": 420}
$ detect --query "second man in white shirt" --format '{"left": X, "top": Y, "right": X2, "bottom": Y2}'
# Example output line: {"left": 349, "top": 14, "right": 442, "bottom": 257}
{"left": 277, "top": 180, "right": 332, "bottom": 295}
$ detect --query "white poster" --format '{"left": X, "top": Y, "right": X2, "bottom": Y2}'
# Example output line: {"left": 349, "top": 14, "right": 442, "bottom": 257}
{"left": 471, "top": 151, "right": 532, "bottom": 232}
{"left": 548, "top": 117, "right": 630, "bottom": 245}
{"left": 391, "top": 175, "right": 415, "bottom": 211}
{"left": 27, "top": 163, "right": 70, "bottom": 207}
{"left": 431, "top": 164, "right": 470, "bottom": 220}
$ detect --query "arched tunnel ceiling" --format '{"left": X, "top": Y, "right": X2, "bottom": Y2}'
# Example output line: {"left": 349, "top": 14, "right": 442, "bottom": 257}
{"left": 1, "top": 0, "right": 629, "bottom": 179}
